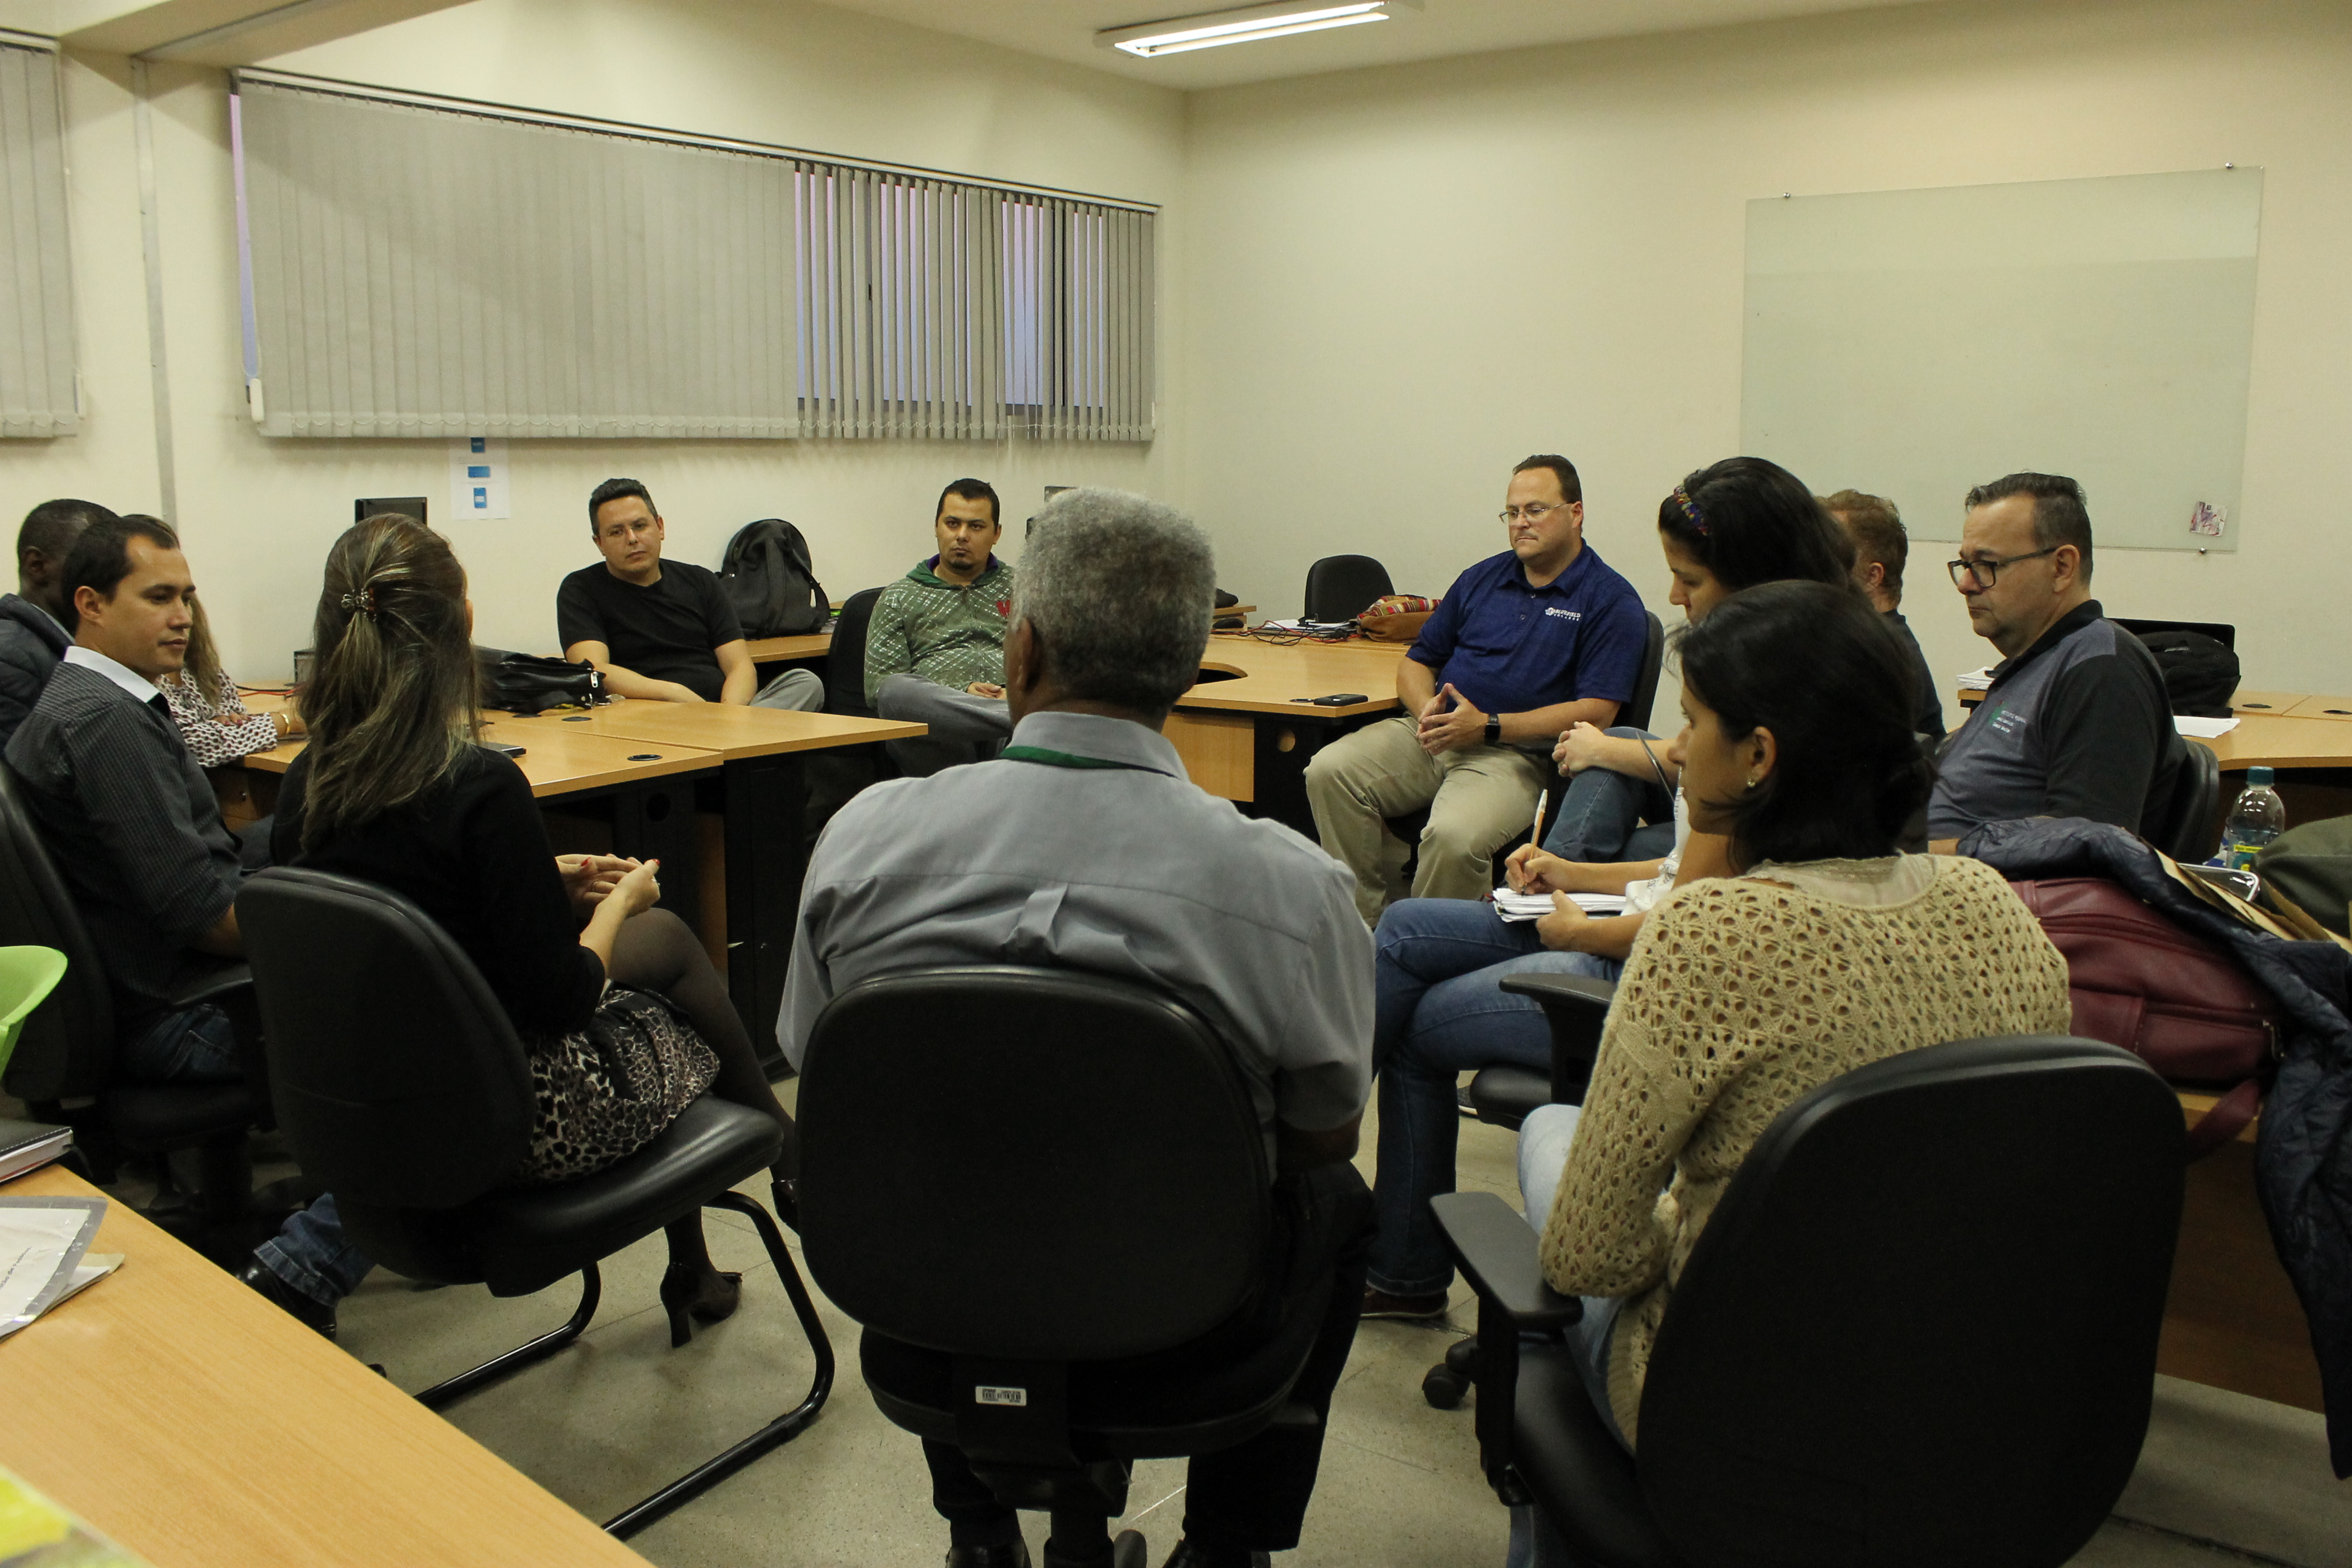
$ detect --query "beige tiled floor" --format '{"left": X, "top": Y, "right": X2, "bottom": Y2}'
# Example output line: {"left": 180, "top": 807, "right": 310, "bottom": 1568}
{"left": 284, "top": 1088, "right": 2352, "bottom": 1567}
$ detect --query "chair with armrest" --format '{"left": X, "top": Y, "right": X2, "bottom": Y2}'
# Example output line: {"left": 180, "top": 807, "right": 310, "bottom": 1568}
{"left": 1434, "top": 1034, "right": 2184, "bottom": 1568}
{"left": 1520, "top": 609, "right": 1669, "bottom": 863}
{"left": 235, "top": 867, "right": 832, "bottom": 1540}
{"left": 1303, "top": 554, "right": 1394, "bottom": 624}
{"left": 797, "top": 965, "right": 1355, "bottom": 1568}
{"left": 0, "top": 764, "right": 267, "bottom": 1234}
{"left": 1423, "top": 972, "right": 1614, "bottom": 1409}
{"left": 2149, "top": 739, "right": 2223, "bottom": 865}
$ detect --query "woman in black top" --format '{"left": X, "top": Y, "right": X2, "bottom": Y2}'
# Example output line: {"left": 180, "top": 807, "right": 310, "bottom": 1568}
{"left": 274, "top": 513, "right": 798, "bottom": 1343}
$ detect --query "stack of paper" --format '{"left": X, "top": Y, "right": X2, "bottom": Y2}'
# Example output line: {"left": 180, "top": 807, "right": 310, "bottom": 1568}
{"left": 2175, "top": 714, "right": 2241, "bottom": 738}
{"left": 0, "top": 1196, "right": 119, "bottom": 1341}
{"left": 1956, "top": 667, "right": 1995, "bottom": 692}
{"left": 0, "top": 1117, "right": 72, "bottom": 1184}
{"left": 1492, "top": 890, "right": 1630, "bottom": 923}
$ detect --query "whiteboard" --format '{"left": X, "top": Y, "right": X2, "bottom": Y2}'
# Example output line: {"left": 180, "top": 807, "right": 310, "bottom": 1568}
{"left": 1741, "top": 169, "right": 2262, "bottom": 553}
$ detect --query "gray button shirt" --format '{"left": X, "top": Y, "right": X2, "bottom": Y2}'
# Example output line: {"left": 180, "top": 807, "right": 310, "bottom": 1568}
{"left": 778, "top": 710, "right": 1374, "bottom": 1160}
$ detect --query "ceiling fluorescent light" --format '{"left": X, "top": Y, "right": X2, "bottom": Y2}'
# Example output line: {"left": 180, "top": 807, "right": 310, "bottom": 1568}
{"left": 1098, "top": 0, "right": 1419, "bottom": 59}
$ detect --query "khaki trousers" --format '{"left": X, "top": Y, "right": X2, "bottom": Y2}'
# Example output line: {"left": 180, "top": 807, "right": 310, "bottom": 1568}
{"left": 1304, "top": 715, "right": 1549, "bottom": 924}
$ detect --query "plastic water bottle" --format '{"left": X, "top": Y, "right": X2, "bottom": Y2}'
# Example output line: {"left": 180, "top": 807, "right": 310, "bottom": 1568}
{"left": 2223, "top": 766, "right": 2286, "bottom": 871}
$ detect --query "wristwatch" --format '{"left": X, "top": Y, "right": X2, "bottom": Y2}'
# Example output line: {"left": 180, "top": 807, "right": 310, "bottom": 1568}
{"left": 1484, "top": 715, "right": 1502, "bottom": 748}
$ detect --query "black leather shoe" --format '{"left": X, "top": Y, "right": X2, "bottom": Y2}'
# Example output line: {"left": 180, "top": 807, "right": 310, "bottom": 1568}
{"left": 236, "top": 1259, "right": 337, "bottom": 1340}
{"left": 945, "top": 1544, "right": 1032, "bottom": 1568}
{"left": 1161, "top": 1543, "right": 1270, "bottom": 1568}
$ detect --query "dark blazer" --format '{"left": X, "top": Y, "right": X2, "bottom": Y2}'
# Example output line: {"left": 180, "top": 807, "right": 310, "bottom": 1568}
{"left": 0, "top": 595, "right": 70, "bottom": 751}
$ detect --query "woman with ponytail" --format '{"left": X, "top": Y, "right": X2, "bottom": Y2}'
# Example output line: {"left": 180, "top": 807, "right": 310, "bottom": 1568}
{"left": 266, "top": 514, "right": 798, "bottom": 1346}
{"left": 1504, "top": 581, "right": 2069, "bottom": 1565}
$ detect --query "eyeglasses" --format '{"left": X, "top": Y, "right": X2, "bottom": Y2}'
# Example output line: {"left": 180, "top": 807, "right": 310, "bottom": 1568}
{"left": 1499, "top": 502, "right": 1574, "bottom": 525}
{"left": 1947, "top": 547, "right": 2057, "bottom": 590}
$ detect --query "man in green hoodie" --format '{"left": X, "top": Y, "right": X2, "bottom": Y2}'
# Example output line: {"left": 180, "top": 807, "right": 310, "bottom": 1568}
{"left": 867, "top": 478, "right": 1018, "bottom": 775}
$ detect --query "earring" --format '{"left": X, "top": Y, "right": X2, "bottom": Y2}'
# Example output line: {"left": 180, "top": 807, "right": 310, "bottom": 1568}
{"left": 1745, "top": 776, "right": 1760, "bottom": 791}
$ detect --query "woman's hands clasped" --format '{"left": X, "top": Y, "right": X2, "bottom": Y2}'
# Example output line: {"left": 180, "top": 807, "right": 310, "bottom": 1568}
{"left": 558, "top": 853, "right": 662, "bottom": 921}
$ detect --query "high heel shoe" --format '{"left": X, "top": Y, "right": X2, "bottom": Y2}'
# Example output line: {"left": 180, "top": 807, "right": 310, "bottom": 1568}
{"left": 658, "top": 1262, "right": 742, "bottom": 1348}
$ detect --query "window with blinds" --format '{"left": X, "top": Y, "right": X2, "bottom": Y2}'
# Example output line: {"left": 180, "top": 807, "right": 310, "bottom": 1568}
{"left": 234, "top": 73, "right": 1155, "bottom": 443}
{"left": 1, "top": 37, "right": 77, "bottom": 438}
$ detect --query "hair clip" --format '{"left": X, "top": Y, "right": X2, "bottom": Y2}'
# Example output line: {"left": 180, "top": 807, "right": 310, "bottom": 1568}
{"left": 1672, "top": 483, "right": 1709, "bottom": 535}
{"left": 338, "top": 586, "right": 378, "bottom": 618}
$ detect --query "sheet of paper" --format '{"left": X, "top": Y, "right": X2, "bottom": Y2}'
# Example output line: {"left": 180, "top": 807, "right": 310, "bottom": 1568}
{"left": 0, "top": 1196, "right": 105, "bottom": 1339}
{"left": 2175, "top": 714, "right": 2241, "bottom": 738}
{"left": 1492, "top": 890, "right": 1629, "bottom": 923}
{"left": 448, "top": 434, "right": 511, "bottom": 520}
{"left": 1956, "top": 667, "right": 1994, "bottom": 691}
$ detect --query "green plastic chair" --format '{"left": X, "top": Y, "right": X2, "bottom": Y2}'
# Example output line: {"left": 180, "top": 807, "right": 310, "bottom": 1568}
{"left": 0, "top": 945, "right": 68, "bottom": 1082}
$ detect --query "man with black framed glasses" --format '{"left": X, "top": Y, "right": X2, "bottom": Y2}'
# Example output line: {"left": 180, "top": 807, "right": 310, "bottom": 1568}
{"left": 1925, "top": 471, "right": 2183, "bottom": 852}
{"left": 1304, "top": 453, "right": 1646, "bottom": 922}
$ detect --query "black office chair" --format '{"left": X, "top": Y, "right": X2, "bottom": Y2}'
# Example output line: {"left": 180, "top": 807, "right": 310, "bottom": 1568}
{"left": 1303, "top": 554, "right": 1393, "bottom": 623}
{"left": 823, "top": 585, "right": 888, "bottom": 720}
{"left": 0, "top": 765, "right": 265, "bottom": 1233}
{"left": 1425, "top": 972, "right": 1614, "bottom": 1409}
{"left": 1434, "top": 1034, "right": 2182, "bottom": 1568}
{"left": 1620, "top": 611, "right": 1667, "bottom": 734}
{"left": 798, "top": 966, "right": 1355, "bottom": 1568}
{"left": 2150, "top": 740, "right": 2224, "bottom": 864}
{"left": 235, "top": 868, "right": 832, "bottom": 1539}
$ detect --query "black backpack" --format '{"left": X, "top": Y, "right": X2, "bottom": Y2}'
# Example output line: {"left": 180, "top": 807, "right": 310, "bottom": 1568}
{"left": 719, "top": 518, "right": 830, "bottom": 638}
{"left": 2133, "top": 628, "right": 2239, "bottom": 719}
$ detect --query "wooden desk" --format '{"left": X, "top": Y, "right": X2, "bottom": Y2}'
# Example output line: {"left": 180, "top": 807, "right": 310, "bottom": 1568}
{"left": 0, "top": 1164, "right": 648, "bottom": 1568}
{"left": 742, "top": 631, "right": 832, "bottom": 662}
{"left": 237, "top": 716, "right": 718, "bottom": 797}
{"left": 2199, "top": 713, "right": 2352, "bottom": 772}
{"left": 1166, "top": 635, "right": 1407, "bottom": 829}
{"left": 2287, "top": 695, "right": 2352, "bottom": 721}
{"left": 2159, "top": 1096, "right": 2326, "bottom": 1415}
{"left": 497, "top": 705, "right": 923, "bottom": 1061}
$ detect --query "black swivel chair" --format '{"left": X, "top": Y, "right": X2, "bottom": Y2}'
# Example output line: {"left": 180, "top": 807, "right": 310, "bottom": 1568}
{"left": 1618, "top": 610, "right": 1668, "bottom": 735}
{"left": 824, "top": 585, "right": 889, "bottom": 720}
{"left": 1303, "top": 554, "right": 1393, "bottom": 623}
{"left": 235, "top": 867, "right": 832, "bottom": 1539}
{"left": 2150, "top": 741, "right": 2224, "bottom": 864}
{"left": 0, "top": 765, "right": 265, "bottom": 1233}
{"left": 798, "top": 966, "right": 1356, "bottom": 1568}
{"left": 1435, "top": 1034, "right": 2182, "bottom": 1568}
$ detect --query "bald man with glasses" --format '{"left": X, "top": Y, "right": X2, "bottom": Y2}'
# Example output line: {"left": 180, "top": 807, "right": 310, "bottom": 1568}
{"left": 1304, "top": 454, "right": 1646, "bottom": 923}
{"left": 1926, "top": 471, "right": 2185, "bottom": 853}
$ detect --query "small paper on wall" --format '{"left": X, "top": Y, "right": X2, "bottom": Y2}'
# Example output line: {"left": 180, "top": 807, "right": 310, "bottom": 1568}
{"left": 449, "top": 436, "right": 511, "bottom": 520}
{"left": 2189, "top": 500, "right": 2228, "bottom": 539}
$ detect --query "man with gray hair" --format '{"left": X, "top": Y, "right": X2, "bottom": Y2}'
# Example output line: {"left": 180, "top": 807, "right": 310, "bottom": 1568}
{"left": 778, "top": 487, "right": 1374, "bottom": 1568}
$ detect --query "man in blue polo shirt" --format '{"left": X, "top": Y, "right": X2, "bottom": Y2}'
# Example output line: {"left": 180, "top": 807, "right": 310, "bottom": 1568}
{"left": 1305, "top": 454, "right": 1647, "bottom": 923}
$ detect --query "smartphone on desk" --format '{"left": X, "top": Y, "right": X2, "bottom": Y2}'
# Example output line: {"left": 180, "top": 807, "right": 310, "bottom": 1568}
{"left": 1290, "top": 693, "right": 1367, "bottom": 706}
{"left": 487, "top": 742, "right": 527, "bottom": 759}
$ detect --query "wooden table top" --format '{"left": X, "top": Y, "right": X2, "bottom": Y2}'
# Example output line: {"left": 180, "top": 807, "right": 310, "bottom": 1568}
{"left": 2198, "top": 713, "right": 2352, "bottom": 771}
{"left": 2287, "top": 695, "right": 2352, "bottom": 721}
{"left": 500, "top": 700, "right": 923, "bottom": 761}
{"left": 742, "top": 632, "right": 833, "bottom": 661}
{"left": 233, "top": 714, "right": 722, "bottom": 798}
{"left": 0, "top": 1164, "right": 649, "bottom": 1568}
{"left": 1183, "top": 633, "right": 1408, "bottom": 717}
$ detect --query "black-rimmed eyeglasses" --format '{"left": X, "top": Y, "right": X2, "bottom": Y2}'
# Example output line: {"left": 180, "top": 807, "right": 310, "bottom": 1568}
{"left": 1500, "top": 502, "right": 1574, "bottom": 525}
{"left": 1948, "top": 547, "right": 2057, "bottom": 590}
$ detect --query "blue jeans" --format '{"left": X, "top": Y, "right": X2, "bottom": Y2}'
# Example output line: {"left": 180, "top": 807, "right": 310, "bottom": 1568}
{"left": 120, "top": 1003, "right": 242, "bottom": 1082}
{"left": 1542, "top": 729, "right": 1673, "bottom": 864}
{"left": 123, "top": 1008, "right": 374, "bottom": 1308}
{"left": 1505, "top": 1102, "right": 1630, "bottom": 1568}
{"left": 1366, "top": 899, "right": 1621, "bottom": 1296}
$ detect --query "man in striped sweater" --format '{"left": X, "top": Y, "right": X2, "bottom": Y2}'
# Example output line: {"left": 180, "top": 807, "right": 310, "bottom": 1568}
{"left": 866, "top": 478, "right": 1019, "bottom": 776}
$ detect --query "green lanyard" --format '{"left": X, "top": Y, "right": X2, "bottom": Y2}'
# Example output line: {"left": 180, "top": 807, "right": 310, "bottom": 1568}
{"left": 999, "top": 744, "right": 1169, "bottom": 777}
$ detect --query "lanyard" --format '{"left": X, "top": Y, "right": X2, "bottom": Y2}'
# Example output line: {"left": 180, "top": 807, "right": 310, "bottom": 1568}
{"left": 999, "top": 744, "right": 1169, "bottom": 777}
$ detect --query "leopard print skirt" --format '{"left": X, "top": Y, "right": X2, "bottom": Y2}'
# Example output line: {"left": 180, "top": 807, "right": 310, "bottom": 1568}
{"left": 518, "top": 984, "right": 720, "bottom": 1184}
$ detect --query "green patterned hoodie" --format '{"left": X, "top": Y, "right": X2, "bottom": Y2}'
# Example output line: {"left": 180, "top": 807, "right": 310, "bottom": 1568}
{"left": 863, "top": 555, "right": 1018, "bottom": 704}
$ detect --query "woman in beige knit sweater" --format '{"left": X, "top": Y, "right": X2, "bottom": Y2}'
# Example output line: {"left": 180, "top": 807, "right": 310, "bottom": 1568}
{"left": 1509, "top": 579, "right": 2071, "bottom": 1568}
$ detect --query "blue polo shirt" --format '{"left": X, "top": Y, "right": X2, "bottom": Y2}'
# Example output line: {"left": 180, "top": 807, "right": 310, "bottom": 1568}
{"left": 1407, "top": 546, "right": 1646, "bottom": 720}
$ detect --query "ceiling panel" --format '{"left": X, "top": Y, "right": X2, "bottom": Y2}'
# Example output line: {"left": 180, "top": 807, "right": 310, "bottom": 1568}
{"left": 809, "top": 0, "right": 1947, "bottom": 90}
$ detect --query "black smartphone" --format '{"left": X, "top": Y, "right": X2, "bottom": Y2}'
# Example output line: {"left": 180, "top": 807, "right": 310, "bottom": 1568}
{"left": 1308, "top": 693, "right": 1366, "bottom": 706}
{"left": 487, "top": 742, "right": 527, "bottom": 758}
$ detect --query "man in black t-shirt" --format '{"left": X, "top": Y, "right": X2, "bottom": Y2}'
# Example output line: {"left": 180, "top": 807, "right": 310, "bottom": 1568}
{"left": 557, "top": 478, "right": 823, "bottom": 709}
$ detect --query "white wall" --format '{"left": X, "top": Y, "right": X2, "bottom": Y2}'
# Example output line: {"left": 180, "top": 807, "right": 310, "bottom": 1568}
{"left": 4, "top": 0, "right": 1183, "bottom": 674}
{"left": 1178, "top": 0, "right": 2352, "bottom": 726}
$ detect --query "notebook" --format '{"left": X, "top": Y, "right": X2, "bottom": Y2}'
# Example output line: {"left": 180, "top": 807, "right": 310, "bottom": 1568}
{"left": 0, "top": 1117, "right": 72, "bottom": 1185}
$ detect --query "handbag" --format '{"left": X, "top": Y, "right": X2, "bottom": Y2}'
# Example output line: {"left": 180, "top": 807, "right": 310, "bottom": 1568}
{"left": 475, "top": 648, "right": 605, "bottom": 715}
{"left": 2007, "top": 876, "right": 2278, "bottom": 1156}
{"left": 1355, "top": 594, "right": 1438, "bottom": 643}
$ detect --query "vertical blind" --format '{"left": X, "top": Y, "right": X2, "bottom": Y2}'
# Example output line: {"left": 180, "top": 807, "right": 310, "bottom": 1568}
{"left": 236, "top": 73, "right": 1155, "bottom": 442}
{"left": 0, "top": 37, "right": 77, "bottom": 438}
